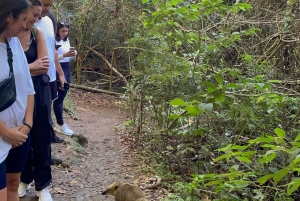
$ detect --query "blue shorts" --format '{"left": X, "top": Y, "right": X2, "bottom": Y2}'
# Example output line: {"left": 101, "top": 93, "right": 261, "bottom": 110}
{"left": 6, "top": 133, "right": 30, "bottom": 173}
{"left": 0, "top": 160, "right": 6, "bottom": 190}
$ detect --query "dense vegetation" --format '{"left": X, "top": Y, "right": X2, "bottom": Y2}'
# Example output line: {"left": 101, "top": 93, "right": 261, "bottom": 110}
{"left": 55, "top": 0, "right": 300, "bottom": 200}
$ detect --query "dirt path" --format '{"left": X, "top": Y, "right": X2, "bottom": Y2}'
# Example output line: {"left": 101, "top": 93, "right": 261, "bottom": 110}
{"left": 20, "top": 89, "right": 155, "bottom": 201}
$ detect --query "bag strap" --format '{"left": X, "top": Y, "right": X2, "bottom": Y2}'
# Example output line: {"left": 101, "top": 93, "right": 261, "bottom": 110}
{"left": 5, "top": 39, "right": 13, "bottom": 73}
{"left": 31, "top": 25, "right": 37, "bottom": 41}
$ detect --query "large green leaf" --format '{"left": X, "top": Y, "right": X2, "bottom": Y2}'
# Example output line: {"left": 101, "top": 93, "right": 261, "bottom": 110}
{"left": 170, "top": 98, "right": 186, "bottom": 106}
{"left": 287, "top": 178, "right": 300, "bottom": 195}
{"left": 257, "top": 174, "right": 273, "bottom": 185}
{"left": 275, "top": 128, "right": 285, "bottom": 138}
{"left": 273, "top": 168, "right": 289, "bottom": 184}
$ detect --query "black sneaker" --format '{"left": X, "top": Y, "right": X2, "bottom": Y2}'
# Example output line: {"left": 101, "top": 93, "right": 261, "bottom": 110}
{"left": 52, "top": 134, "right": 64, "bottom": 143}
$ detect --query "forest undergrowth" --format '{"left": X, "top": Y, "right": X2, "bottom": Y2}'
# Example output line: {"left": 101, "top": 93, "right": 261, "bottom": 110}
{"left": 56, "top": 0, "right": 300, "bottom": 200}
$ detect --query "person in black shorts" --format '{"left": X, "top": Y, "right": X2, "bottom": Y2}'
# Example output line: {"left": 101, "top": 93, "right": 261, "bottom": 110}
{"left": 0, "top": 0, "right": 34, "bottom": 200}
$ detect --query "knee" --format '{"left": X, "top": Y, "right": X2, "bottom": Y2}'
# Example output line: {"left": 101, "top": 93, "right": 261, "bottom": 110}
{"left": 7, "top": 177, "right": 19, "bottom": 191}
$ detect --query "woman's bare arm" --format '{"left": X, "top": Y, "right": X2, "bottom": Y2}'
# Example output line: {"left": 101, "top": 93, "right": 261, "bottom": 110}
{"left": 29, "top": 27, "right": 49, "bottom": 76}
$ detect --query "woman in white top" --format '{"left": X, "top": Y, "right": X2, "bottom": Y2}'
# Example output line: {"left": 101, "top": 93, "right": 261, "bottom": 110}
{"left": 53, "top": 20, "right": 76, "bottom": 136}
{"left": 0, "top": 0, "right": 34, "bottom": 201}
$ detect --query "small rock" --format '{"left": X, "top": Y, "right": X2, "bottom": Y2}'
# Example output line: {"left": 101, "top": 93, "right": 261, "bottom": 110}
{"left": 65, "top": 156, "right": 81, "bottom": 167}
{"left": 71, "top": 133, "right": 88, "bottom": 147}
{"left": 64, "top": 137, "right": 86, "bottom": 153}
{"left": 51, "top": 155, "right": 63, "bottom": 165}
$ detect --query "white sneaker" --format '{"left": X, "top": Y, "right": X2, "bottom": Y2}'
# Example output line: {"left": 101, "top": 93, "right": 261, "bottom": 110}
{"left": 36, "top": 188, "right": 53, "bottom": 201}
{"left": 54, "top": 123, "right": 74, "bottom": 136}
{"left": 18, "top": 182, "right": 30, "bottom": 198}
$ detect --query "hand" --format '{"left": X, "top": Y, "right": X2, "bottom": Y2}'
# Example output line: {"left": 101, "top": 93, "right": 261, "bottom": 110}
{"left": 3, "top": 125, "right": 28, "bottom": 147}
{"left": 30, "top": 56, "right": 50, "bottom": 73}
{"left": 63, "top": 50, "right": 76, "bottom": 58}
{"left": 58, "top": 75, "right": 67, "bottom": 90}
{"left": 19, "top": 124, "right": 31, "bottom": 135}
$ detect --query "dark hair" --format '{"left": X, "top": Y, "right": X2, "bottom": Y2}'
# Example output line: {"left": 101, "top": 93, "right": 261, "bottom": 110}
{"left": 29, "top": 0, "right": 42, "bottom": 6}
{"left": 0, "top": 0, "right": 30, "bottom": 35}
{"left": 55, "top": 19, "right": 69, "bottom": 42}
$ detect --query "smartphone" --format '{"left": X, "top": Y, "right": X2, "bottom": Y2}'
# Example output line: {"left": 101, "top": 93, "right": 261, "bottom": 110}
{"left": 64, "top": 82, "right": 70, "bottom": 90}
{"left": 57, "top": 80, "right": 70, "bottom": 90}
{"left": 69, "top": 47, "right": 75, "bottom": 51}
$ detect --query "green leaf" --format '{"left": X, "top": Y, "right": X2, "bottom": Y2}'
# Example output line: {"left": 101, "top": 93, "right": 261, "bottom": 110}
{"left": 152, "top": 0, "right": 158, "bottom": 5}
{"left": 198, "top": 103, "right": 213, "bottom": 112}
{"left": 249, "top": 137, "right": 274, "bottom": 144}
{"left": 294, "top": 134, "right": 300, "bottom": 142}
{"left": 233, "top": 180, "right": 250, "bottom": 188}
{"left": 142, "top": 0, "right": 149, "bottom": 3}
{"left": 205, "top": 103, "right": 213, "bottom": 112}
{"left": 231, "top": 145, "right": 248, "bottom": 150}
{"left": 258, "top": 153, "right": 276, "bottom": 164}
{"left": 237, "top": 156, "right": 251, "bottom": 163}
{"left": 235, "top": 3, "right": 253, "bottom": 9}
{"left": 170, "top": 98, "right": 186, "bottom": 106}
{"left": 257, "top": 174, "right": 273, "bottom": 185}
{"left": 224, "top": 83, "right": 237, "bottom": 89}
{"left": 214, "top": 154, "right": 229, "bottom": 162}
{"left": 275, "top": 128, "right": 285, "bottom": 138}
{"left": 214, "top": 74, "right": 223, "bottom": 85}
{"left": 168, "top": 114, "right": 182, "bottom": 120}
{"left": 287, "top": 178, "right": 300, "bottom": 195}
{"left": 268, "top": 80, "right": 280, "bottom": 84}
{"left": 205, "top": 180, "right": 223, "bottom": 187}
{"left": 186, "top": 105, "right": 202, "bottom": 116}
{"left": 256, "top": 96, "right": 265, "bottom": 103}
{"left": 202, "top": 81, "right": 217, "bottom": 89}
{"left": 273, "top": 168, "right": 289, "bottom": 184}
{"left": 214, "top": 92, "right": 225, "bottom": 103}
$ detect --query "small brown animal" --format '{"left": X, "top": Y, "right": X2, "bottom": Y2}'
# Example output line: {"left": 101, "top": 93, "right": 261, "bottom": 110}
{"left": 102, "top": 182, "right": 148, "bottom": 201}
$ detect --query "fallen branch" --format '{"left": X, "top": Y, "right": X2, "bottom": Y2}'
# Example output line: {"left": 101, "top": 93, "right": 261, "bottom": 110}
{"left": 85, "top": 46, "right": 129, "bottom": 87}
{"left": 70, "top": 83, "right": 122, "bottom": 95}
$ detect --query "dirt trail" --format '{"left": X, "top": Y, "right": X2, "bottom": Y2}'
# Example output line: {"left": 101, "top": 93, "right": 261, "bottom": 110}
{"left": 20, "top": 89, "right": 155, "bottom": 201}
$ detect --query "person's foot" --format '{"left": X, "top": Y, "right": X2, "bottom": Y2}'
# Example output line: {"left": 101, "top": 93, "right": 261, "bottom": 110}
{"left": 54, "top": 123, "right": 74, "bottom": 136}
{"left": 36, "top": 188, "right": 53, "bottom": 201}
{"left": 52, "top": 134, "right": 64, "bottom": 143}
{"left": 18, "top": 182, "right": 30, "bottom": 197}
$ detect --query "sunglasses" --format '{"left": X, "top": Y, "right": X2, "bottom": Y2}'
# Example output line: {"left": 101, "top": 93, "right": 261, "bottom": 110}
{"left": 58, "top": 21, "right": 69, "bottom": 26}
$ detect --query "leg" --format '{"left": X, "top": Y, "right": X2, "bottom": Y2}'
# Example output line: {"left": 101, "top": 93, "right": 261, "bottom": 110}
{"left": 32, "top": 105, "right": 52, "bottom": 191}
{"left": 53, "top": 62, "right": 71, "bottom": 126}
{"left": 53, "top": 62, "right": 73, "bottom": 135}
{"left": 31, "top": 105, "right": 53, "bottom": 201}
{"left": 53, "top": 86, "right": 68, "bottom": 125}
{"left": 6, "top": 173, "right": 21, "bottom": 201}
{"left": 0, "top": 188, "right": 7, "bottom": 201}
{"left": 0, "top": 160, "right": 7, "bottom": 201}
{"left": 6, "top": 133, "right": 31, "bottom": 199}
{"left": 20, "top": 142, "right": 33, "bottom": 185}
{"left": 49, "top": 81, "right": 64, "bottom": 143}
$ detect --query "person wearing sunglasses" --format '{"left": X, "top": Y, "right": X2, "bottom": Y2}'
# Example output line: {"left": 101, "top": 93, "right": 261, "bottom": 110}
{"left": 53, "top": 19, "right": 76, "bottom": 136}
{"left": 0, "top": 1, "right": 35, "bottom": 201}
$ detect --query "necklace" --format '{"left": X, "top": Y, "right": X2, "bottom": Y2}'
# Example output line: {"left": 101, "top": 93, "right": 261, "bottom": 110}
{"left": 26, "top": 38, "right": 33, "bottom": 46}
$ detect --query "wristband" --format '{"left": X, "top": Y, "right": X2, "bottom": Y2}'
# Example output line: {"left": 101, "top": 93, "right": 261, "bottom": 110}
{"left": 23, "top": 122, "right": 32, "bottom": 130}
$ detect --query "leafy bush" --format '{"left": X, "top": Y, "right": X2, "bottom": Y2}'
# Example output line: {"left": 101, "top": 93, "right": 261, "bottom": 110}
{"left": 123, "top": 0, "right": 300, "bottom": 200}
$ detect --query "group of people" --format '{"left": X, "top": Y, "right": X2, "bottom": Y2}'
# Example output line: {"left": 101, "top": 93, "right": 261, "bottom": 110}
{"left": 0, "top": 0, "right": 77, "bottom": 200}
